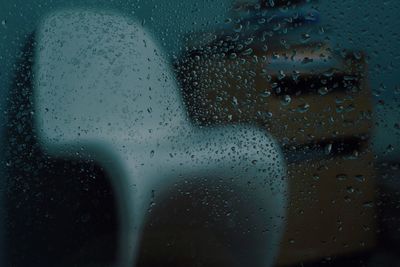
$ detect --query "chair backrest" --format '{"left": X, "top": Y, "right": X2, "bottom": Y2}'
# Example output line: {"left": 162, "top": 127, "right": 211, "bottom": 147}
{"left": 34, "top": 9, "right": 188, "bottom": 148}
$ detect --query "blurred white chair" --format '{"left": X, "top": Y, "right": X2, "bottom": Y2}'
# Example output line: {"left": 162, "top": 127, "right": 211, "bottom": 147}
{"left": 34, "top": 9, "right": 287, "bottom": 267}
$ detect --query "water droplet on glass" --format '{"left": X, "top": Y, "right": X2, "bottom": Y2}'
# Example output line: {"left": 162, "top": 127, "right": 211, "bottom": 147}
{"left": 336, "top": 173, "right": 348, "bottom": 181}
{"left": 281, "top": 95, "right": 291, "bottom": 106}
{"left": 318, "top": 87, "right": 329, "bottom": 96}
{"left": 269, "top": 0, "right": 275, "bottom": 8}
{"left": 325, "top": 143, "right": 332, "bottom": 155}
{"left": 313, "top": 174, "right": 320, "bottom": 181}
{"left": 362, "top": 201, "right": 374, "bottom": 208}
{"left": 354, "top": 175, "right": 365, "bottom": 182}
{"left": 346, "top": 186, "right": 355, "bottom": 194}
{"left": 297, "top": 103, "right": 310, "bottom": 113}
{"left": 278, "top": 70, "right": 286, "bottom": 80}
{"left": 242, "top": 48, "right": 253, "bottom": 56}
{"left": 301, "top": 33, "right": 311, "bottom": 43}
{"left": 260, "top": 90, "right": 271, "bottom": 98}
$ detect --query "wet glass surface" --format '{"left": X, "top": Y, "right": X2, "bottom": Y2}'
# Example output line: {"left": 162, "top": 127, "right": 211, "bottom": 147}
{"left": 1, "top": 1, "right": 399, "bottom": 266}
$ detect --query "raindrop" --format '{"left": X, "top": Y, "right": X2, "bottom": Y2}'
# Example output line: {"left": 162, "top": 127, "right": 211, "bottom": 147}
{"left": 346, "top": 186, "right": 355, "bottom": 194}
{"left": 242, "top": 48, "right": 253, "bottom": 56}
{"left": 258, "top": 18, "right": 266, "bottom": 24}
{"left": 297, "top": 103, "right": 310, "bottom": 113}
{"left": 278, "top": 70, "right": 286, "bottom": 80}
{"left": 269, "top": 0, "right": 275, "bottom": 8}
{"left": 312, "top": 174, "right": 320, "bottom": 181}
{"left": 325, "top": 143, "right": 332, "bottom": 155}
{"left": 318, "top": 87, "right": 329, "bottom": 96}
{"left": 281, "top": 95, "right": 291, "bottom": 106}
{"left": 362, "top": 201, "right": 374, "bottom": 208}
{"left": 336, "top": 174, "right": 348, "bottom": 181}
{"left": 234, "top": 23, "right": 243, "bottom": 33}
{"left": 354, "top": 175, "right": 365, "bottom": 182}
{"left": 301, "top": 33, "right": 311, "bottom": 43}
{"left": 260, "top": 90, "right": 271, "bottom": 98}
